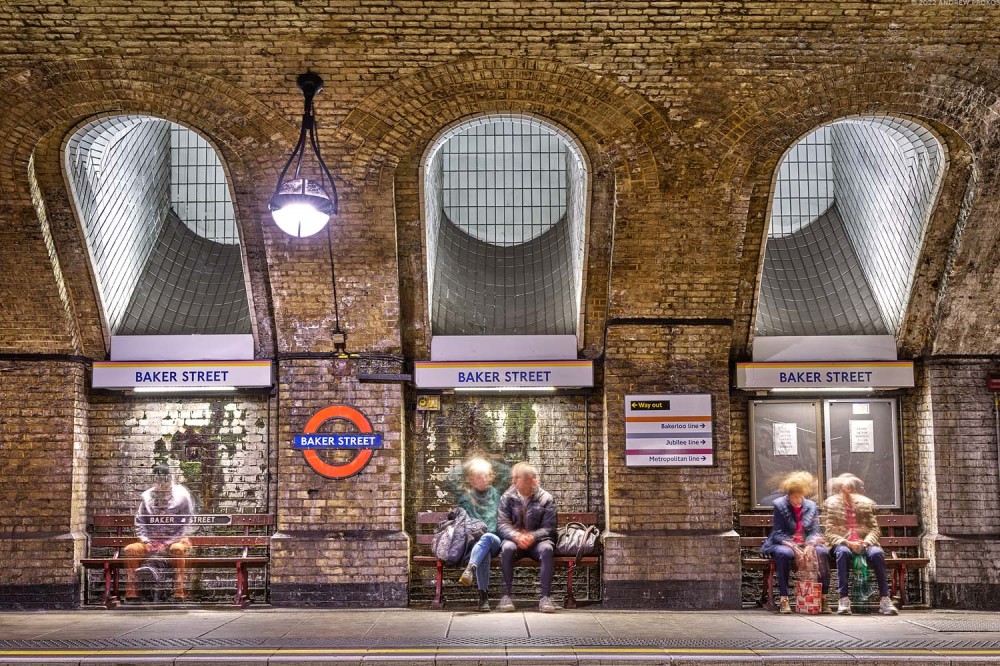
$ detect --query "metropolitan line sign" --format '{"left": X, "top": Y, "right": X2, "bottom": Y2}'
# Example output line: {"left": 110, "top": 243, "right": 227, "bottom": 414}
{"left": 625, "top": 394, "right": 714, "bottom": 467}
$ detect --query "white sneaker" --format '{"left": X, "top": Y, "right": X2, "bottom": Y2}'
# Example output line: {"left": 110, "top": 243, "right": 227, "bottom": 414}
{"left": 837, "top": 596, "right": 852, "bottom": 615}
{"left": 879, "top": 597, "right": 898, "bottom": 615}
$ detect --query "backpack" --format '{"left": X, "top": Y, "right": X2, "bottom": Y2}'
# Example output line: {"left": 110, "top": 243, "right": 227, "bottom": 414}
{"left": 432, "top": 506, "right": 487, "bottom": 566}
{"left": 555, "top": 521, "right": 602, "bottom": 565}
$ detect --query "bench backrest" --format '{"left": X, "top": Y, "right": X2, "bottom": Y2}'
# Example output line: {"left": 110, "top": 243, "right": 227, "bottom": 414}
{"left": 88, "top": 514, "right": 275, "bottom": 552}
{"left": 415, "top": 511, "right": 598, "bottom": 551}
{"left": 738, "top": 513, "right": 921, "bottom": 555}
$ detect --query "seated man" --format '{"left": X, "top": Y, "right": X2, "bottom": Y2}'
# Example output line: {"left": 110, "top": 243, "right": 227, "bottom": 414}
{"left": 124, "top": 463, "right": 196, "bottom": 600}
{"left": 823, "top": 473, "right": 898, "bottom": 615}
{"left": 496, "top": 462, "right": 558, "bottom": 613}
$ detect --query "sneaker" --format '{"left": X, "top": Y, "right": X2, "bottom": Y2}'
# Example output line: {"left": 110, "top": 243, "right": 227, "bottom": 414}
{"left": 477, "top": 590, "right": 490, "bottom": 612}
{"left": 778, "top": 596, "right": 792, "bottom": 614}
{"left": 837, "top": 596, "right": 852, "bottom": 615}
{"left": 821, "top": 597, "right": 832, "bottom": 614}
{"left": 538, "top": 596, "right": 556, "bottom": 613}
{"left": 498, "top": 595, "right": 516, "bottom": 612}
{"left": 458, "top": 562, "right": 476, "bottom": 586}
{"left": 879, "top": 597, "right": 898, "bottom": 615}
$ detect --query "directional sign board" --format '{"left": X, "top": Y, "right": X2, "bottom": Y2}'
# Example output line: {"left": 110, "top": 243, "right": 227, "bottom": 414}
{"left": 625, "top": 394, "right": 714, "bottom": 467}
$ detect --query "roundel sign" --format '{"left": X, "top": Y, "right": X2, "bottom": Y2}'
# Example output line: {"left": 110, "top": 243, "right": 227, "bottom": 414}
{"left": 293, "top": 405, "right": 383, "bottom": 479}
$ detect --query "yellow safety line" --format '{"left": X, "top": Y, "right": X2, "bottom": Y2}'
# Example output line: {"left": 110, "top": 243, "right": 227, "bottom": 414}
{"left": 1, "top": 646, "right": 1000, "bottom": 658}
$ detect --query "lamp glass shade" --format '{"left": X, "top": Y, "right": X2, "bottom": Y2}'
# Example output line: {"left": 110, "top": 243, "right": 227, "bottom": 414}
{"left": 269, "top": 178, "right": 333, "bottom": 238}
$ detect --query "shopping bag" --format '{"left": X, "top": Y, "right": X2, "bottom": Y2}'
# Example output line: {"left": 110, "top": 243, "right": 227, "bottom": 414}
{"left": 850, "top": 552, "right": 877, "bottom": 614}
{"left": 794, "top": 580, "right": 823, "bottom": 614}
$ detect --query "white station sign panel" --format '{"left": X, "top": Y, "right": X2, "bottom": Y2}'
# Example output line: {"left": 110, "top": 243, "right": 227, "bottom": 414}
{"left": 414, "top": 360, "right": 593, "bottom": 389}
{"left": 625, "top": 394, "right": 714, "bottom": 467}
{"left": 735, "top": 361, "right": 914, "bottom": 389}
{"left": 93, "top": 360, "right": 273, "bottom": 389}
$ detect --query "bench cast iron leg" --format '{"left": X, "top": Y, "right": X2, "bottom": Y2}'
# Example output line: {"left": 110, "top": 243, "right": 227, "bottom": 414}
{"left": 102, "top": 563, "right": 113, "bottom": 609}
{"left": 760, "top": 562, "right": 776, "bottom": 611}
{"left": 234, "top": 562, "right": 249, "bottom": 608}
{"left": 430, "top": 560, "right": 446, "bottom": 609}
{"left": 564, "top": 563, "right": 578, "bottom": 609}
{"left": 899, "top": 565, "right": 908, "bottom": 608}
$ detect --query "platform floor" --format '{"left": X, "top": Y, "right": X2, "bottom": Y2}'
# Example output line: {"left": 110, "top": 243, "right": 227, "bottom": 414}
{"left": 2, "top": 607, "right": 1000, "bottom": 664}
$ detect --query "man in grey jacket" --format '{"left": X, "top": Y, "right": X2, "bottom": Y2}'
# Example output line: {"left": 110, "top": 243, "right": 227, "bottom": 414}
{"left": 496, "top": 462, "right": 558, "bottom": 613}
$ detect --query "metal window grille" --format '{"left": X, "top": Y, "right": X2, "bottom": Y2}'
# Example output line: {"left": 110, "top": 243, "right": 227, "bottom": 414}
{"left": 757, "top": 116, "right": 944, "bottom": 337}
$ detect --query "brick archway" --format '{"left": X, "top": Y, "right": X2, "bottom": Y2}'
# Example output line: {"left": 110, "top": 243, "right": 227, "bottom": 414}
{"left": 711, "top": 60, "right": 1000, "bottom": 358}
{"left": 337, "top": 57, "right": 674, "bottom": 358}
{"left": 0, "top": 58, "right": 292, "bottom": 357}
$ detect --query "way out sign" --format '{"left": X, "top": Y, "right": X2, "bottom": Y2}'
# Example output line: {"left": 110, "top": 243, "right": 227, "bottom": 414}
{"left": 294, "top": 405, "right": 383, "bottom": 479}
{"left": 625, "top": 394, "right": 714, "bottom": 467}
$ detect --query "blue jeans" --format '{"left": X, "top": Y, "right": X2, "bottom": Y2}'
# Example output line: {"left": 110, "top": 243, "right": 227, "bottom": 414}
{"left": 466, "top": 533, "right": 501, "bottom": 591}
{"left": 833, "top": 544, "right": 889, "bottom": 598}
{"left": 773, "top": 544, "right": 830, "bottom": 597}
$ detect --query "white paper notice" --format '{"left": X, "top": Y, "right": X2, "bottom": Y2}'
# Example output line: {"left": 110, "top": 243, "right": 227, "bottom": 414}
{"left": 849, "top": 420, "right": 874, "bottom": 452}
{"left": 772, "top": 422, "right": 798, "bottom": 456}
{"left": 852, "top": 403, "right": 870, "bottom": 415}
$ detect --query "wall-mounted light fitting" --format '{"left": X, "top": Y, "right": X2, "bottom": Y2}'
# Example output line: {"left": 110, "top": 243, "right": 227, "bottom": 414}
{"left": 269, "top": 72, "right": 338, "bottom": 238}
{"left": 270, "top": 71, "right": 347, "bottom": 353}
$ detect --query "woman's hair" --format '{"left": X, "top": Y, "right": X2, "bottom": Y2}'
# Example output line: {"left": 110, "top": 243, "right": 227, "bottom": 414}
{"left": 780, "top": 470, "right": 816, "bottom": 496}
{"left": 464, "top": 457, "right": 495, "bottom": 482}
{"left": 828, "top": 473, "right": 863, "bottom": 495}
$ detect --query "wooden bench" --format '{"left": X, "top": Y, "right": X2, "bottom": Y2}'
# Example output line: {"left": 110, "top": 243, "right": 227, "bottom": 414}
{"left": 739, "top": 513, "right": 929, "bottom": 609}
{"left": 80, "top": 513, "right": 273, "bottom": 608}
{"left": 413, "top": 511, "right": 600, "bottom": 609}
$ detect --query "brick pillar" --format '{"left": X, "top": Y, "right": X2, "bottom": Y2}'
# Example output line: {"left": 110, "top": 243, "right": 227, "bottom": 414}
{"left": 268, "top": 359, "right": 408, "bottom": 607}
{"left": 0, "top": 361, "right": 89, "bottom": 608}
{"left": 920, "top": 359, "right": 1000, "bottom": 610}
{"left": 600, "top": 324, "right": 741, "bottom": 609}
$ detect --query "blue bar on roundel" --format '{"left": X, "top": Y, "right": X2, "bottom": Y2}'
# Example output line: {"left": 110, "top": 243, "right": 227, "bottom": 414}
{"left": 293, "top": 433, "right": 383, "bottom": 449}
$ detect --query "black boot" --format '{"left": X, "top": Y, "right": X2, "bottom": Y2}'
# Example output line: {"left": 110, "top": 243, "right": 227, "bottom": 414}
{"left": 478, "top": 589, "right": 491, "bottom": 612}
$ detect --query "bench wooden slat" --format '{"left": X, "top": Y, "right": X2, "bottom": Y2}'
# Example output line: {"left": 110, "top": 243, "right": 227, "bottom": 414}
{"left": 740, "top": 513, "right": 920, "bottom": 529}
{"left": 91, "top": 536, "right": 271, "bottom": 548}
{"left": 416, "top": 512, "right": 449, "bottom": 524}
{"left": 81, "top": 557, "right": 269, "bottom": 569}
{"left": 91, "top": 514, "right": 274, "bottom": 528}
{"left": 738, "top": 515, "right": 772, "bottom": 527}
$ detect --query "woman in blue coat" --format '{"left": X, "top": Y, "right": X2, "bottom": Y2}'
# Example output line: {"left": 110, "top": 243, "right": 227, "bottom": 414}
{"left": 761, "top": 471, "right": 831, "bottom": 613}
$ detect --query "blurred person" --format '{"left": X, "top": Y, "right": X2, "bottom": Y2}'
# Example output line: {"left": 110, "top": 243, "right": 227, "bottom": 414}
{"left": 456, "top": 457, "right": 503, "bottom": 611}
{"left": 124, "top": 463, "right": 195, "bottom": 601}
{"left": 823, "top": 473, "right": 898, "bottom": 615}
{"left": 761, "top": 471, "right": 831, "bottom": 614}
{"left": 496, "top": 462, "right": 558, "bottom": 613}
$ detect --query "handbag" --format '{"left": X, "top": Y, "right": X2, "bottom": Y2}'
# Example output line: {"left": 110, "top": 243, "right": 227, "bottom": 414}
{"left": 555, "top": 521, "right": 602, "bottom": 564}
{"left": 432, "top": 507, "right": 487, "bottom": 566}
{"left": 794, "top": 580, "right": 823, "bottom": 614}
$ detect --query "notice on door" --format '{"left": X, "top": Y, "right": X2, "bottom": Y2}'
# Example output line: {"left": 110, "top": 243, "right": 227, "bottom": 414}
{"left": 625, "top": 394, "right": 713, "bottom": 467}
{"left": 849, "top": 419, "right": 875, "bottom": 453}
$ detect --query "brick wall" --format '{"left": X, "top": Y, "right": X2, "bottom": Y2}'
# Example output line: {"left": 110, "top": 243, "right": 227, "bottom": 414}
{"left": 0, "top": 361, "right": 87, "bottom": 608}
{"left": 602, "top": 324, "right": 740, "bottom": 609}
{"left": 269, "top": 358, "right": 407, "bottom": 607}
